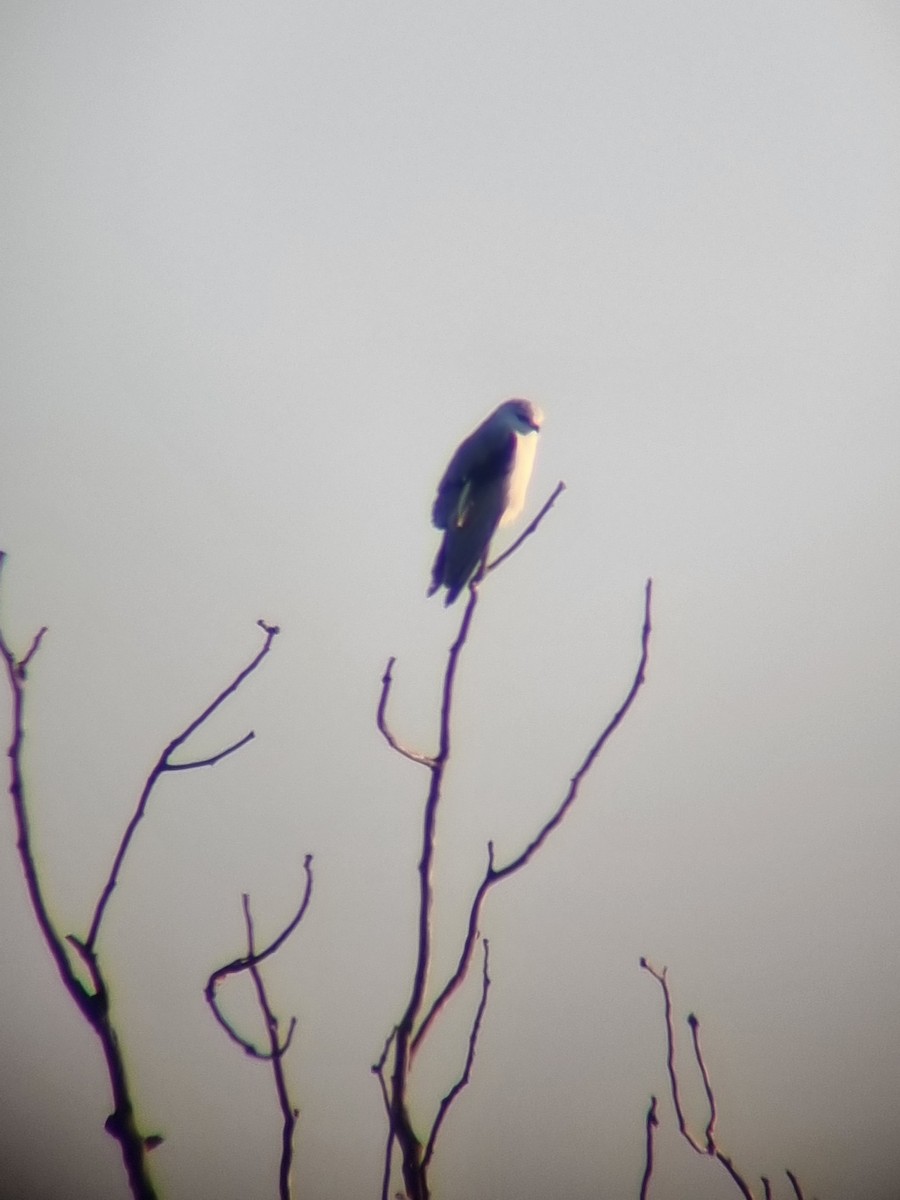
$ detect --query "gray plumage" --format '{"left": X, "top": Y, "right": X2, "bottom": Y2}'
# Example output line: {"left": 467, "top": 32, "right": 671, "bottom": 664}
{"left": 428, "top": 398, "right": 543, "bottom": 605}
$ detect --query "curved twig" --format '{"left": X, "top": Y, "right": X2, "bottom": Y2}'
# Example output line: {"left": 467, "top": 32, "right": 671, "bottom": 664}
{"left": 205, "top": 855, "right": 314, "bottom": 1057}
{"left": 377, "top": 658, "right": 437, "bottom": 768}
{"left": 164, "top": 730, "right": 255, "bottom": 770}
{"left": 687, "top": 1013, "right": 717, "bottom": 1151}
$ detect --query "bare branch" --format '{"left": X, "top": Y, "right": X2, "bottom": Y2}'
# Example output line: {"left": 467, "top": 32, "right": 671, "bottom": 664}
{"left": 687, "top": 1013, "right": 718, "bottom": 1151}
{"left": 640, "top": 959, "right": 705, "bottom": 1154}
{"left": 17, "top": 625, "right": 48, "bottom": 678}
{"left": 786, "top": 1169, "right": 806, "bottom": 1200}
{"left": 372, "top": 1029, "right": 398, "bottom": 1200}
{"left": 0, "top": 555, "right": 159, "bottom": 1199}
{"left": 639, "top": 1095, "right": 659, "bottom": 1200}
{"left": 242, "top": 894, "right": 300, "bottom": 1200}
{"left": 379, "top": 483, "right": 647, "bottom": 1198}
{"left": 376, "top": 658, "right": 437, "bottom": 767}
{"left": 1, "top": 624, "right": 95, "bottom": 1017}
{"left": 205, "top": 855, "right": 314, "bottom": 1058}
{"left": 641, "top": 959, "right": 805, "bottom": 1200}
{"left": 496, "top": 575, "right": 652, "bottom": 869}
{"left": 717, "top": 1155, "right": 755, "bottom": 1200}
{"left": 485, "top": 481, "right": 566, "bottom": 574}
{"left": 86, "top": 619, "right": 280, "bottom": 951}
{"left": 423, "top": 938, "right": 492, "bottom": 1169}
{"left": 164, "top": 729, "right": 255, "bottom": 770}
{"left": 414, "top": 580, "right": 652, "bottom": 1054}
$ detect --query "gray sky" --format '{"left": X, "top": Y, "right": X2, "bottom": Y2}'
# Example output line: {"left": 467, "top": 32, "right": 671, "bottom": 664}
{"left": 2, "top": 2, "right": 899, "bottom": 1198}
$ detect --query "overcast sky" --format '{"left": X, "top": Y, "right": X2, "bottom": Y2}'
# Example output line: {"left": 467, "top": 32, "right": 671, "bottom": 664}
{"left": 2, "top": 3, "right": 899, "bottom": 1199}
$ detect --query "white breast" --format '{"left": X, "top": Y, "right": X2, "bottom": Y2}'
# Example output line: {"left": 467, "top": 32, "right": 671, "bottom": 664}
{"left": 500, "top": 431, "right": 538, "bottom": 527}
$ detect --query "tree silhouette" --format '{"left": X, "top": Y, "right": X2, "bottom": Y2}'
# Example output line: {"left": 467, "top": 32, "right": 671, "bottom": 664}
{"left": 374, "top": 485, "right": 652, "bottom": 1199}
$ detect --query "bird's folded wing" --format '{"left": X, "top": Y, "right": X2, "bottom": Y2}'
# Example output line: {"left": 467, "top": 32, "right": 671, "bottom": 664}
{"left": 432, "top": 423, "right": 516, "bottom": 529}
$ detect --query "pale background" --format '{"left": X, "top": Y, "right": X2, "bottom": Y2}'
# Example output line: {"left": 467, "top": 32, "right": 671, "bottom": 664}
{"left": 1, "top": 3, "right": 899, "bottom": 1199}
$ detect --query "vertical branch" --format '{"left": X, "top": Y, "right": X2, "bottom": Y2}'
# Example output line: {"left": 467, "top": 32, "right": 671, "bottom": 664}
{"left": 377, "top": 532, "right": 498, "bottom": 1200}
{"left": 641, "top": 959, "right": 807, "bottom": 1200}
{"left": 639, "top": 1095, "right": 659, "bottom": 1200}
{"left": 1, "top": 554, "right": 283, "bottom": 1200}
{"left": 0, "top": 553, "right": 159, "bottom": 1200}
{"left": 687, "top": 1013, "right": 718, "bottom": 1151}
{"left": 205, "top": 858, "right": 313, "bottom": 1200}
{"left": 371, "top": 1029, "right": 398, "bottom": 1200}
{"left": 243, "top": 895, "right": 299, "bottom": 1200}
{"left": 391, "top": 579, "right": 482, "bottom": 1200}
{"left": 378, "top": 504, "right": 652, "bottom": 1197}
{"left": 639, "top": 959, "right": 704, "bottom": 1154}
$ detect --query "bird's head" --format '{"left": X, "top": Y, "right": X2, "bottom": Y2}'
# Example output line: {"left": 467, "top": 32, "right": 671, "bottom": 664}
{"left": 501, "top": 398, "right": 543, "bottom": 434}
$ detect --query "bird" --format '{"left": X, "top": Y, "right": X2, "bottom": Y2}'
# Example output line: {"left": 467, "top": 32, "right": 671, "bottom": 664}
{"left": 427, "top": 398, "right": 544, "bottom": 605}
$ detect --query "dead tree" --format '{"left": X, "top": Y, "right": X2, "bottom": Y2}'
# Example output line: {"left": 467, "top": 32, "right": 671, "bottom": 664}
{"left": 0, "top": 549, "right": 280, "bottom": 1200}
{"left": 374, "top": 487, "right": 653, "bottom": 1199}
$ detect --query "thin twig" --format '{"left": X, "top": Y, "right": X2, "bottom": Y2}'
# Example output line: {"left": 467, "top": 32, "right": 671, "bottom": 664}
{"left": 717, "top": 1155, "right": 755, "bottom": 1200}
{"left": 17, "top": 625, "right": 48, "bottom": 678}
{"left": 639, "top": 1095, "right": 659, "bottom": 1200}
{"left": 86, "top": 619, "right": 280, "bottom": 951}
{"left": 639, "top": 959, "right": 704, "bottom": 1153}
{"left": 688, "top": 1013, "right": 718, "bottom": 1151}
{"left": 205, "top": 855, "right": 314, "bottom": 1057}
{"left": 0, "top": 552, "right": 159, "bottom": 1199}
{"left": 164, "top": 730, "right": 255, "bottom": 770}
{"left": 641, "top": 959, "right": 777, "bottom": 1200}
{"left": 786, "top": 1169, "right": 806, "bottom": 1200}
{"left": 371, "top": 1029, "right": 398, "bottom": 1200}
{"left": 243, "top": 895, "right": 300, "bottom": 1200}
{"left": 486, "top": 481, "right": 566, "bottom": 574}
{"left": 423, "top": 938, "right": 492, "bottom": 1169}
{"left": 376, "top": 658, "right": 437, "bottom": 767}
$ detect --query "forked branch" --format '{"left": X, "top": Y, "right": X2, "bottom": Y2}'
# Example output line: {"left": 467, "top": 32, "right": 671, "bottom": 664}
{"left": 376, "top": 490, "right": 652, "bottom": 1200}
{"left": 87, "top": 618, "right": 280, "bottom": 951}
{"left": 1, "top": 551, "right": 282, "bottom": 1200}
{"left": 640, "top": 959, "right": 807, "bottom": 1200}
{"left": 210, "top": 877, "right": 313, "bottom": 1200}
{"left": 413, "top": 578, "right": 652, "bottom": 1055}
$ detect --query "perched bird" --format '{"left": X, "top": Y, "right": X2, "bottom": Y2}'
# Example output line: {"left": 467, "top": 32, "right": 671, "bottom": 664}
{"left": 427, "top": 398, "right": 543, "bottom": 605}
